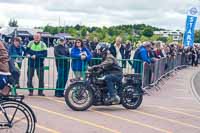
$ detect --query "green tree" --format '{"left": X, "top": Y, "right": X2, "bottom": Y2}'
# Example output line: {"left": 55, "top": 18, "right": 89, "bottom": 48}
{"left": 195, "top": 30, "right": 200, "bottom": 43}
{"left": 140, "top": 35, "right": 149, "bottom": 42}
{"left": 42, "top": 24, "right": 166, "bottom": 42}
{"left": 157, "top": 36, "right": 168, "bottom": 43}
{"left": 8, "top": 19, "right": 18, "bottom": 27}
{"left": 142, "top": 27, "right": 154, "bottom": 38}
{"left": 75, "top": 24, "right": 81, "bottom": 30}
{"left": 81, "top": 28, "right": 87, "bottom": 38}
{"left": 167, "top": 36, "right": 173, "bottom": 44}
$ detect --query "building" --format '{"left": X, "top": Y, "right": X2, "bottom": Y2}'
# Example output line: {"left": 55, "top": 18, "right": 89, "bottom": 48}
{"left": 154, "top": 30, "right": 183, "bottom": 41}
{"left": 0, "top": 27, "right": 75, "bottom": 47}
{"left": 0, "top": 27, "right": 42, "bottom": 42}
{"left": 54, "top": 33, "right": 74, "bottom": 40}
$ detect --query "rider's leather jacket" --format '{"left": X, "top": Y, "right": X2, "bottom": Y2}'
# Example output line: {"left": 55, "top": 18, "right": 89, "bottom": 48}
{"left": 94, "top": 53, "right": 123, "bottom": 75}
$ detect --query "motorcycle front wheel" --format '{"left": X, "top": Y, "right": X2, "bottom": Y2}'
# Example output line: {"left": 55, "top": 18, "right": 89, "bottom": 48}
{"left": 64, "top": 82, "right": 94, "bottom": 111}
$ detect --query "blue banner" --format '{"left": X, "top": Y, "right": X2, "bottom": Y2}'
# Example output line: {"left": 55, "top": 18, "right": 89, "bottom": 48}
{"left": 183, "top": 7, "right": 199, "bottom": 47}
{"left": 183, "top": 16, "right": 197, "bottom": 47}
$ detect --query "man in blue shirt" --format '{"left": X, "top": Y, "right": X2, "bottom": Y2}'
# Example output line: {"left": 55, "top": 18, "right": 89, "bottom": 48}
{"left": 131, "top": 42, "right": 154, "bottom": 74}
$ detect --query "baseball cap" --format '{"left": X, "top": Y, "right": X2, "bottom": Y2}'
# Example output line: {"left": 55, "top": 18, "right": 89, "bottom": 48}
{"left": 59, "top": 37, "right": 65, "bottom": 41}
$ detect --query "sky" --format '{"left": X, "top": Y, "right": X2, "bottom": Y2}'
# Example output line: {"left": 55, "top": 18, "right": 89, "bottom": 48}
{"left": 0, "top": 0, "right": 200, "bottom": 30}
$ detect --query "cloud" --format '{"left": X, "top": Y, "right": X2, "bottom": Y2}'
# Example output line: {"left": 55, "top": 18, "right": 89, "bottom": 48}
{"left": 0, "top": 0, "right": 199, "bottom": 29}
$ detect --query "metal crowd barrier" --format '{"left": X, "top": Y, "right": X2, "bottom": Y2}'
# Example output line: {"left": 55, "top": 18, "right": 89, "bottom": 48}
{"left": 10, "top": 56, "right": 142, "bottom": 94}
{"left": 142, "top": 54, "right": 189, "bottom": 88}
{"left": 10, "top": 53, "right": 190, "bottom": 94}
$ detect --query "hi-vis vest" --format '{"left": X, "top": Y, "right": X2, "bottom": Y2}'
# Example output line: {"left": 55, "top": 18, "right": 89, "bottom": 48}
{"left": 27, "top": 41, "right": 47, "bottom": 51}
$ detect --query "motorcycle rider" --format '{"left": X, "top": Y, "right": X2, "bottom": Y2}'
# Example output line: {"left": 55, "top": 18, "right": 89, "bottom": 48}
{"left": 89, "top": 44, "right": 123, "bottom": 104}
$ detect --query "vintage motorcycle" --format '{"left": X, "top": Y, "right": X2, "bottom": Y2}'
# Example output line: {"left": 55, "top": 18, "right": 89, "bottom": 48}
{"left": 64, "top": 67, "right": 143, "bottom": 111}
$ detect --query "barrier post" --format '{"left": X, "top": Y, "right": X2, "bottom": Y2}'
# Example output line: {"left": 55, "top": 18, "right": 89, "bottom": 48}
{"left": 11, "top": 87, "right": 17, "bottom": 95}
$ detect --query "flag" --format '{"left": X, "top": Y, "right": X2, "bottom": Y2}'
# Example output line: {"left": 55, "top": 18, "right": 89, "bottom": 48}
{"left": 183, "top": 7, "right": 199, "bottom": 47}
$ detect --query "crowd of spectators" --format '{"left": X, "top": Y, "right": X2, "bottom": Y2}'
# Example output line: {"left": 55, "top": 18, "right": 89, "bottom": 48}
{"left": 2, "top": 34, "right": 200, "bottom": 97}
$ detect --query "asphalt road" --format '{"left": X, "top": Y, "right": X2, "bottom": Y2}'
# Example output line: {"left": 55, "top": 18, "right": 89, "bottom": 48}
{"left": 14, "top": 66, "right": 200, "bottom": 133}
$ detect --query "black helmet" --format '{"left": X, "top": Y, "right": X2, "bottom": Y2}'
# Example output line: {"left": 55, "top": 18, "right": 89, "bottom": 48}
{"left": 96, "top": 43, "right": 109, "bottom": 59}
{"left": 97, "top": 43, "right": 109, "bottom": 53}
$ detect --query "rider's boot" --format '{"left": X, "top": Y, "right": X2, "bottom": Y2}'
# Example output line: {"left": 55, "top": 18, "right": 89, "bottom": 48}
{"left": 105, "top": 94, "right": 120, "bottom": 104}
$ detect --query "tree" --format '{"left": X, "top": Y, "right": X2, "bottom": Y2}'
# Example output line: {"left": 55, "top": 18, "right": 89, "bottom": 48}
{"left": 142, "top": 27, "right": 154, "bottom": 38}
{"left": 42, "top": 24, "right": 167, "bottom": 43}
{"left": 195, "top": 30, "right": 200, "bottom": 43}
{"left": 8, "top": 19, "right": 18, "bottom": 27}
{"left": 167, "top": 36, "right": 173, "bottom": 44}
{"left": 75, "top": 24, "right": 81, "bottom": 30}
{"left": 81, "top": 28, "right": 87, "bottom": 38}
{"left": 157, "top": 36, "right": 168, "bottom": 43}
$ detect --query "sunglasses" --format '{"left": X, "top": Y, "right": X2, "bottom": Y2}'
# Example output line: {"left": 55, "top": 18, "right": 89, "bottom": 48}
{"left": 76, "top": 41, "right": 81, "bottom": 44}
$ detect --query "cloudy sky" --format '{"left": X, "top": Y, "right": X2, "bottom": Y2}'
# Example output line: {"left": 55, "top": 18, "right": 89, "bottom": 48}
{"left": 0, "top": 0, "right": 200, "bottom": 30}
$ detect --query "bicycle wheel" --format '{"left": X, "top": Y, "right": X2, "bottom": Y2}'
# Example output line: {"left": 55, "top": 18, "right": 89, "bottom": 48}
{"left": 0, "top": 100, "right": 36, "bottom": 133}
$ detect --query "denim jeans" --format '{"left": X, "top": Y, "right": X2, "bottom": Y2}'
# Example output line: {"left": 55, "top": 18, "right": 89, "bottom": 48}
{"left": 104, "top": 74, "right": 122, "bottom": 97}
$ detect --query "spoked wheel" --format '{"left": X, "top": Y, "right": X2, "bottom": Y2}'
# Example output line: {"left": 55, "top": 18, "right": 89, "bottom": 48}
{"left": 0, "top": 100, "right": 36, "bottom": 133}
{"left": 121, "top": 86, "right": 143, "bottom": 109}
{"left": 65, "top": 82, "right": 94, "bottom": 111}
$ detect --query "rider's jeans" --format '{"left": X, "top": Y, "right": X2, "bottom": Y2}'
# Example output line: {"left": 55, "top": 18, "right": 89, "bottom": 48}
{"left": 104, "top": 74, "right": 122, "bottom": 97}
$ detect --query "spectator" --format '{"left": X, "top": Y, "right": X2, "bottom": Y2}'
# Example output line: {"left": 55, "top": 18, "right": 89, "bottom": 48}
{"left": 68, "top": 41, "right": 73, "bottom": 48}
{"left": 90, "top": 37, "right": 99, "bottom": 53}
{"left": 168, "top": 43, "right": 177, "bottom": 57}
{"left": 24, "top": 37, "right": 30, "bottom": 46}
{"left": 149, "top": 42, "right": 159, "bottom": 59}
{"left": 131, "top": 42, "right": 154, "bottom": 74}
{"left": 26, "top": 33, "right": 47, "bottom": 96}
{"left": 7, "top": 39, "right": 12, "bottom": 48}
{"left": 161, "top": 44, "right": 167, "bottom": 57}
{"left": 71, "top": 39, "right": 92, "bottom": 79}
{"left": 124, "top": 40, "right": 132, "bottom": 68}
{"left": 53, "top": 39, "right": 57, "bottom": 46}
{"left": 109, "top": 36, "right": 125, "bottom": 67}
{"left": 54, "top": 37, "right": 70, "bottom": 97}
{"left": 191, "top": 45, "right": 199, "bottom": 67}
{"left": 89, "top": 37, "right": 101, "bottom": 66}
{"left": 124, "top": 40, "right": 132, "bottom": 60}
{"left": 83, "top": 36, "right": 90, "bottom": 49}
{"left": 9, "top": 37, "right": 25, "bottom": 67}
{"left": 154, "top": 41, "right": 164, "bottom": 58}
{"left": 8, "top": 37, "right": 25, "bottom": 88}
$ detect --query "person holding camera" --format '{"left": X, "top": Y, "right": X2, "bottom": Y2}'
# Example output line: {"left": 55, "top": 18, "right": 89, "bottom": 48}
{"left": 71, "top": 39, "right": 92, "bottom": 79}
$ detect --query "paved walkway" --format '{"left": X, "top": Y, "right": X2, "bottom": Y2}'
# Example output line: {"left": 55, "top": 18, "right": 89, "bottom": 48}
{"left": 14, "top": 66, "right": 200, "bottom": 133}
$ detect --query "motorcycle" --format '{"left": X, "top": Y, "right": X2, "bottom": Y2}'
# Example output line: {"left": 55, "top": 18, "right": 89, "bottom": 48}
{"left": 64, "top": 67, "right": 143, "bottom": 111}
